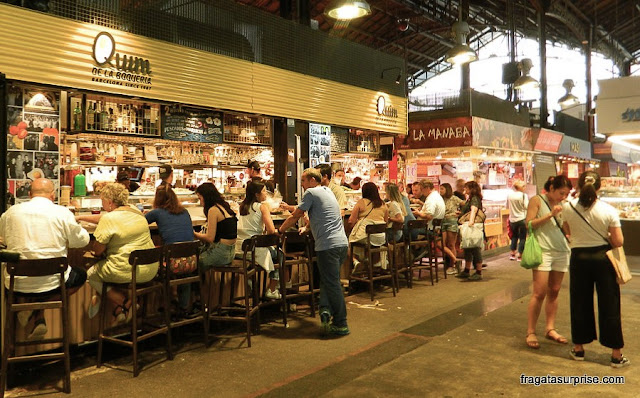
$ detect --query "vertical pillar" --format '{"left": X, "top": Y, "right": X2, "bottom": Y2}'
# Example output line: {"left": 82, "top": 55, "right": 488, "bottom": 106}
{"left": 280, "top": 0, "right": 292, "bottom": 20}
{"left": 298, "top": 0, "right": 310, "bottom": 26}
{"left": 585, "top": 26, "right": 593, "bottom": 141}
{"left": 460, "top": 0, "right": 471, "bottom": 91}
{"left": 538, "top": 10, "right": 548, "bottom": 128}
{"left": 0, "top": 73, "right": 7, "bottom": 215}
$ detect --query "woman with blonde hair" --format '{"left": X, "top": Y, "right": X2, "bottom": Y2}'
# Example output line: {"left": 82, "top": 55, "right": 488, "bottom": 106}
{"left": 384, "top": 183, "right": 406, "bottom": 242}
{"left": 78, "top": 183, "right": 157, "bottom": 322}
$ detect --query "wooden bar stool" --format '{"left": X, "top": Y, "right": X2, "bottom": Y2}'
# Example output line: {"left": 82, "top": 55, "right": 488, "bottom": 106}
{"left": 250, "top": 234, "right": 288, "bottom": 326}
{"left": 387, "top": 222, "right": 408, "bottom": 291}
{"left": 1, "top": 257, "right": 71, "bottom": 395}
{"left": 406, "top": 219, "right": 432, "bottom": 286}
{"left": 280, "top": 231, "right": 316, "bottom": 318}
{"left": 162, "top": 241, "right": 208, "bottom": 356}
{"left": 429, "top": 219, "right": 447, "bottom": 282}
{"left": 96, "top": 246, "right": 170, "bottom": 377}
{"left": 349, "top": 223, "right": 395, "bottom": 301}
{"left": 207, "top": 239, "right": 260, "bottom": 347}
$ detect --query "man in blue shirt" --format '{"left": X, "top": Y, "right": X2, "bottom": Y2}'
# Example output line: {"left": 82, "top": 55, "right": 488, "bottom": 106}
{"left": 278, "top": 168, "right": 349, "bottom": 336}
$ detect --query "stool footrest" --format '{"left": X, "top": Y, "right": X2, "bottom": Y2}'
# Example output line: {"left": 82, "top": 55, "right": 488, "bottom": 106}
{"left": 7, "top": 352, "right": 65, "bottom": 364}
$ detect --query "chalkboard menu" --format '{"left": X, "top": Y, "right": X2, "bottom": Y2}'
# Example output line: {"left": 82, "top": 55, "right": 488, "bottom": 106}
{"left": 330, "top": 127, "right": 348, "bottom": 153}
{"left": 162, "top": 108, "right": 223, "bottom": 143}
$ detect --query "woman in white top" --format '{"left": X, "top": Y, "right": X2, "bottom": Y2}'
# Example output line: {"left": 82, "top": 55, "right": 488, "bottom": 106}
{"left": 236, "top": 181, "right": 281, "bottom": 300}
{"left": 562, "top": 171, "right": 628, "bottom": 367}
{"left": 507, "top": 180, "right": 528, "bottom": 260}
{"left": 384, "top": 183, "right": 405, "bottom": 242}
{"left": 524, "top": 175, "right": 572, "bottom": 349}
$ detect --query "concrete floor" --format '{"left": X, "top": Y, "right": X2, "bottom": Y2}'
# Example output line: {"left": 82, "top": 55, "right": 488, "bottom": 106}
{"left": 5, "top": 252, "right": 640, "bottom": 397}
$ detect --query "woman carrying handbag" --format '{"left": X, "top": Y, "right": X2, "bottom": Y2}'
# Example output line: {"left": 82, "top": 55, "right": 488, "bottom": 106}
{"left": 562, "top": 171, "right": 629, "bottom": 368}
{"left": 523, "top": 175, "right": 572, "bottom": 350}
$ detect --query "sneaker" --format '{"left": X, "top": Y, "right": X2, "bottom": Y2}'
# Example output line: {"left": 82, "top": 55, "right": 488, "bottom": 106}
{"left": 570, "top": 349, "right": 585, "bottom": 361}
{"left": 611, "top": 355, "right": 630, "bottom": 368}
{"left": 27, "top": 319, "right": 47, "bottom": 340}
{"left": 455, "top": 271, "right": 470, "bottom": 279}
{"left": 329, "top": 324, "right": 350, "bottom": 336}
{"left": 17, "top": 311, "right": 33, "bottom": 327}
{"left": 266, "top": 289, "right": 281, "bottom": 300}
{"left": 320, "top": 311, "right": 331, "bottom": 335}
{"left": 285, "top": 281, "right": 293, "bottom": 289}
{"left": 446, "top": 268, "right": 457, "bottom": 275}
{"left": 509, "top": 255, "right": 517, "bottom": 261}
{"left": 468, "top": 272, "right": 483, "bottom": 281}
{"left": 352, "top": 259, "right": 364, "bottom": 274}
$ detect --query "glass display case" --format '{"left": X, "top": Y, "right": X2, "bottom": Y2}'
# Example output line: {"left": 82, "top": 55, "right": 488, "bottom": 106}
{"left": 599, "top": 189, "right": 640, "bottom": 220}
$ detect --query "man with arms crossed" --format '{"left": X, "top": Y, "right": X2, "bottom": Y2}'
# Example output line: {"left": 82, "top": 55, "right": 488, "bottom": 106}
{"left": 279, "top": 168, "right": 349, "bottom": 336}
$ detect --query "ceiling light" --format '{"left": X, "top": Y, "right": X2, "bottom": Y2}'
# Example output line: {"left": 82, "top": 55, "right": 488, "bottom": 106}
{"left": 325, "top": 0, "right": 371, "bottom": 20}
{"left": 446, "top": 20, "right": 477, "bottom": 65}
{"left": 558, "top": 79, "right": 580, "bottom": 109}
{"left": 514, "top": 59, "right": 539, "bottom": 90}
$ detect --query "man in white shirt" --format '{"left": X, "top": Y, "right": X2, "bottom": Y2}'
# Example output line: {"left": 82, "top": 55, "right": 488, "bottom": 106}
{"left": 412, "top": 180, "right": 445, "bottom": 229}
{"left": 0, "top": 178, "right": 90, "bottom": 339}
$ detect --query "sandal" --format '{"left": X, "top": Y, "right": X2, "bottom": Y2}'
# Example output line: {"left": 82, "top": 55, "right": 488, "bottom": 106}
{"left": 88, "top": 295, "right": 101, "bottom": 319}
{"left": 546, "top": 329, "right": 568, "bottom": 344}
{"left": 526, "top": 333, "right": 540, "bottom": 349}
{"left": 113, "top": 299, "right": 136, "bottom": 324}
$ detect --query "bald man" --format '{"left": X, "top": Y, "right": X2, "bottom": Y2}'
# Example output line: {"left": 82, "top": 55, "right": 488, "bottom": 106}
{"left": 0, "top": 178, "right": 90, "bottom": 340}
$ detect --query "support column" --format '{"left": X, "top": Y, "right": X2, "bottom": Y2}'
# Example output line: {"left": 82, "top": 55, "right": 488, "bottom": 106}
{"left": 538, "top": 10, "right": 548, "bottom": 128}
{"left": 0, "top": 73, "right": 7, "bottom": 215}
{"left": 297, "top": 0, "right": 310, "bottom": 26}
{"left": 460, "top": 0, "right": 470, "bottom": 91}
{"left": 585, "top": 26, "right": 593, "bottom": 141}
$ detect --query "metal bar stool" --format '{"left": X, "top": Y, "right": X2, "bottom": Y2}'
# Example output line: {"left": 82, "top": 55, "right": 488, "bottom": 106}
{"left": 349, "top": 223, "right": 396, "bottom": 301}
{"left": 163, "top": 241, "right": 208, "bottom": 356}
{"left": 96, "top": 246, "right": 170, "bottom": 377}
{"left": 280, "top": 231, "right": 316, "bottom": 318}
{"left": 207, "top": 238, "right": 260, "bottom": 347}
{"left": 1, "top": 256, "right": 71, "bottom": 395}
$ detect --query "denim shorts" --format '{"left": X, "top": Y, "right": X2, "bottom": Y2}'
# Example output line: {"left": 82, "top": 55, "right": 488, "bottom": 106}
{"left": 441, "top": 217, "right": 459, "bottom": 233}
{"left": 199, "top": 241, "right": 236, "bottom": 270}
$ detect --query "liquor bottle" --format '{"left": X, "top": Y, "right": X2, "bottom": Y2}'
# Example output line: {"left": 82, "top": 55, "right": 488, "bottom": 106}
{"left": 99, "top": 101, "right": 108, "bottom": 131}
{"left": 87, "top": 101, "right": 95, "bottom": 130}
{"left": 72, "top": 102, "right": 82, "bottom": 131}
{"left": 129, "top": 105, "right": 137, "bottom": 133}
{"left": 108, "top": 106, "right": 116, "bottom": 132}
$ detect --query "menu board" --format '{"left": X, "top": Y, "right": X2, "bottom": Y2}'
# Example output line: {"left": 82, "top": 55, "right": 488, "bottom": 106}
{"left": 162, "top": 108, "right": 223, "bottom": 143}
{"left": 309, "top": 123, "right": 331, "bottom": 168}
{"left": 330, "top": 127, "right": 348, "bottom": 153}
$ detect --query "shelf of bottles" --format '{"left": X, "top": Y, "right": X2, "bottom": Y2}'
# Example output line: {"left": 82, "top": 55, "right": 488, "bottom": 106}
{"left": 223, "top": 113, "right": 272, "bottom": 145}
{"left": 70, "top": 94, "right": 161, "bottom": 136}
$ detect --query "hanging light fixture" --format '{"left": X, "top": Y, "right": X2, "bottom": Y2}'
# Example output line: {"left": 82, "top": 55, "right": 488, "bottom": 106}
{"left": 514, "top": 58, "right": 539, "bottom": 90}
{"left": 324, "top": 0, "right": 371, "bottom": 20}
{"left": 445, "top": 6, "right": 477, "bottom": 65}
{"left": 557, "top": 79, "right": 580, "bottom": 109}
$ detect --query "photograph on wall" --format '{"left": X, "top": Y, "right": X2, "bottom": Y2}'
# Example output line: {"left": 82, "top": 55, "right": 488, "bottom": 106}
{"left": 34, "top": 152, "right": 60, "bottom": 179}
{"left": 309, "top": 123, "right": 331, "bottom": 165}
{"left": 22, "top": 113, "right": 59, "bottom": 132}
{"left": 23, "top": 133, "right": 39, "bottom": 150}
{"left": 23, "top": 90, "right": 59, "bottom": 114}
{"left": 7, "top": 151, "right": 34, "bottom": 180}
{"left": 7, "top": 86, "right": 23, "bottom": 107}
{"left": 8, "top": 107, "right": 23, "bottom": 126}
{"left": 39, "top": 128, "right": 60, "bottom": 152}
{"left": 7, "top": 134, "right": 24, "bottom": 151}
{"left": 15, "top": 180, "right": 32, "bottom": 199}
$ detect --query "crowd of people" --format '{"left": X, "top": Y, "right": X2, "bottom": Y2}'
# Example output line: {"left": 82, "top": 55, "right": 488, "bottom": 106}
{"left": 0, "top": 168, "right": 628, "bottom": 367}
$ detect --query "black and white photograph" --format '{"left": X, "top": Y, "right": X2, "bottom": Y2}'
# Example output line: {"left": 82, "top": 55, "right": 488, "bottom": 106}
{"left": 7, "top": 86, "right": 23, "bottom": 107}
{"left": 310, "top": 145, "right": 320, "bottom": 159}
{"left": 22, "top": 113, "right": 60, "bottom": 132}
{"left": 15, "top": 180, "right": 32, "bottom": 199}
{"left": 320, "top": 136, "right": 330, "bottom": 146}
{"left": 34, "top": 152, "right": 60, "bottom": 179}
{"left": 309, "top": 122, "right": 331, "bottom": 166}
{"left": 24, "top": 90, "right": 59, "bottom": 114}
{"left": 7, "top": 151, "right": 34, "bottom": 180}
{"left": 8, "top": 107, "right": 22, "bottom": 126}
{"left": 24, "top": 133, "right": 39, "bottom": 150}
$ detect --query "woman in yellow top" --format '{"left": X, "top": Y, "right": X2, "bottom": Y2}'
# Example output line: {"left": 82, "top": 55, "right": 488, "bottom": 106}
{"left": 79, "top": 183, "right": 157, "bottom": 323}
{"left": 347, "top": 182, "right": 389, "bottom": 269}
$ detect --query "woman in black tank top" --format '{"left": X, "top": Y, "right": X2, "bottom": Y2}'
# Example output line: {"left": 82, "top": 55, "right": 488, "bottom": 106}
{"left": 194, "top": 183, "right": 237, "bottom": 270}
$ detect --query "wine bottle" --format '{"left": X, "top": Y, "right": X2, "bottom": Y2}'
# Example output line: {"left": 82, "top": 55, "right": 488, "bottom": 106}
{"left": 72, "top": 102, "right": 82, "bottom": 131}
{"left": 87, "top": 101, "right": 95, "bottom": 130}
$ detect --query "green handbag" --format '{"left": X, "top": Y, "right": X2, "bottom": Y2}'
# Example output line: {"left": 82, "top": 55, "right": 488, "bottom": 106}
{"left": 521, "top": 221, "right": 542, "bottom": 269}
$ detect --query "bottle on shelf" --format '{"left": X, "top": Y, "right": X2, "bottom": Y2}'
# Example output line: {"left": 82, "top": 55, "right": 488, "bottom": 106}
{"left": 99, "top": 101, "right": 108, "bottom": 131}
{"left": 72, "top": 101, "right": 82, "bottom": 131}
{"left": 74, "top": 172, "right": 86, "bottom": 197}
{"left": 87, "top": 101, "right": 96, "bottom": 130}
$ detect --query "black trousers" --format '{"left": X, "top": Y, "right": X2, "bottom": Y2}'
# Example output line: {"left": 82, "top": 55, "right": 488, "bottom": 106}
{"left": 569, "top": 245, "right": 624, "bottom": 349}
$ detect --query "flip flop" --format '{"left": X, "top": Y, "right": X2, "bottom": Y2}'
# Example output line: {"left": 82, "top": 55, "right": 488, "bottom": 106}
{"left": 546, "top": 329, "right": 568, "bottom": 344}
{"left": 526, "top": 333, "right": 540, "bottom": 349}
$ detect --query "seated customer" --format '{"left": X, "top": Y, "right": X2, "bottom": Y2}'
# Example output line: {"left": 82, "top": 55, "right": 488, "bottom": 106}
{"left": 145, "top": 185, "right": 196, "bottom": 316}
{"left": 384, "top": 183, "right": 405, "bottom": 242}
{"left": 194, "top": 183, "right": 237, "bottom": 269}
{"left": 0, "top": 178, "right": 90, "bottom": 339}
{"left": 236, "top": 181, "right": 281, "bottom": 299}
{"left": 78, "top": 183, "right": 158, "bottom": 323}
{"left": 347, "top": 182, "right": 389, "bottom": 269}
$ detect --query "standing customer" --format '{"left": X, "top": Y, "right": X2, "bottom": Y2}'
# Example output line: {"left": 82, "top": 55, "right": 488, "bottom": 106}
{"left": 455, "top": 181, "right": 484, "bottom": 281}
{"left": 439, "top": 183, "right": 463, "bottom": 273}
{"left": 508, "top": 180, "right": 529, "bottom": 261}
{"left": 0, "top": 178, "right": 89, "bottom": 339}
{"left": 278, "top": 168, "right": 349, "bottom": 336}
{"left": 562, "top": 171, "right": 628, "bottom": 367}
{"left": 236, "top": 181, "right": 281, "bottom": 300}
{"left": 524, "top": 175, "right": 572, "bottom": 349}
{"left": 194, "top": 183, "right": 237, "bottom": 270}
{"left": 145, "top": 185, "right": 196, "bottom": 317}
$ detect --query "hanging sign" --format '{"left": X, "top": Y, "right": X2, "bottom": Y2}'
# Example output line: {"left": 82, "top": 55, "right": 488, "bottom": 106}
{"left": 472, "top": 117, "right": 534, "bottom": 151}
{"left": 397, "top": 117, "right": 472, "bottom": 150}
{"left": 162, "top": 108, "right": 223, "bottom": 143}
{"left": 533, "top": 129, "right": 564, "bottom": 153}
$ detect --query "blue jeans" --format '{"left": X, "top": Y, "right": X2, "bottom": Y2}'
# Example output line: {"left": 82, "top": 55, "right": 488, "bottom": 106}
{"left": 316, "top": 246, "right": 348, "bottom": 328}
{"left": 509, "top": 220, "right": 527, "bottom": 254}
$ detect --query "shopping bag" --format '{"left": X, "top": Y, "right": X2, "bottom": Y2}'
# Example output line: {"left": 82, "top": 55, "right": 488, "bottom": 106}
{"left": 521, "top": 221, "right": 542, "bottom": 269}
{"left": 606, "top": 246, "right": 632, "bottom": 284}
{"left": 460, "top": 223, "right": 483, "bottom": 249}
